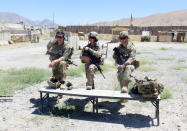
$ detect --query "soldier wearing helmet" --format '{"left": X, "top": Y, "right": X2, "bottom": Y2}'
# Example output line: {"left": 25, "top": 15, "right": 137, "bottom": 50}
{"left": 80, "top": 31, "right": 103, "bottom": 90}
{"left": 46, "top": 30, "right": 73, "bottom": 94}
{"left": 113, "top": 31, "right": 137, "bottom": 93}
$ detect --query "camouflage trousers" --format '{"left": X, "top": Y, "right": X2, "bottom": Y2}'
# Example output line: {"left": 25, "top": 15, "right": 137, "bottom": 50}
{"left": 117, "top": 65, "right": 135, "bottom": 88}
{"left": 85, "top": 64, "right": 98, "bottom": 87}
{"left": 52, "top": 61, "right": 67, "bottom": 82}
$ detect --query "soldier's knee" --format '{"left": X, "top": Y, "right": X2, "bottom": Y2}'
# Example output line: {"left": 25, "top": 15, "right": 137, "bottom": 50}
{"left": 126, "top": 65, "right": 135, "bottom": 71}
{"left": 122, "top": 76, "right": 129, "bottom": 81}
{"left": 59, "top": 61, "right": 67, "bottom": 69}
{"left": 88, "top": 64, "right": 96, "bottom": 73}
{"left": 59, "top": 61, "right": 66, "bottom": 65}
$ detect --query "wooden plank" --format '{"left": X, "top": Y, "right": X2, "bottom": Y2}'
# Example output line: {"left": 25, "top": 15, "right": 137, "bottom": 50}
{"left": 39, "top": 86, "right": 143, "bottom": 100}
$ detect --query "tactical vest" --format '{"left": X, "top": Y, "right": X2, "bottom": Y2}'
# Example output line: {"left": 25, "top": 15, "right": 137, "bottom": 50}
{"left": 47, "top": 41, "right": 73, "bottom": 61}
{"left": 82, "top": 44, "right": 101, "bottom": 64}
{"left": 114, "top": 44, "right": 131, "bottom": 65}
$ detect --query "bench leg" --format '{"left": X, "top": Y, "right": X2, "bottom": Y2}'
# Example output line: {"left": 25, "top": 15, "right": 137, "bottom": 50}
{"left": 40, "top": 92, "right": 43, "bottom": 113}
{"left": 156, "top": 100, "right": 160, "bottom": 126}
{"left": 89, "top": 97, "right": 98, "bottom": 113}
{"left": 96, "top": 98, "right": 98, "bottom": 114}
{"left": 46, "top": 93, "right": 49, "bottom": 108}
{"left": 93, "top": 98, "right": 95, "bottom": 113}
{"left": 151, "top": 100, "right": 160, "bottom": 126}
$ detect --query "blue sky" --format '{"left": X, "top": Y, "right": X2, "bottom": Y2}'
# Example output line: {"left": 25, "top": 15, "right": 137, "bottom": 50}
{"left": 0, "top": 0, "right": 187, "bottom": 25}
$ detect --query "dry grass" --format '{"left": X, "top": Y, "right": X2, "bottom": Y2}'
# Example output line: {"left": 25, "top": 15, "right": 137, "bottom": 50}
{"left": 158, "top": 57, "right": 174, "bottom": 61}
{"left": 160, "top": 47, "right": 168, "bottom": 51}
{"left": 0, "top": 68, "right": 51, "bottom": 95}
{"left": 160, "top": 88, "right": 172, "bottom": 99}
{"left": 172, "top": 65, "right": 187, "bottom": 70}
{"left": 138, "top": 66, "right": 156, "bottom": 72}
{"left": 140, "top": 59, "right": 156, "bottom": 65}
{"left": 182, "top": 77, "right": 187, "bottom": 83}
{"left": 178, "top": 59, "right": 185, "bottom": 63}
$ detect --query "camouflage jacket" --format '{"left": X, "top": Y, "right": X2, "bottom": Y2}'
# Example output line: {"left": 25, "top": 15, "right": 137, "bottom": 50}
{"left": 80, "top": 43, "right": 102, "bottom": 64}
{"left": 47, "top": 40, "right": 72, "bottom": 61}
{"left": 113, "top": 42, "right": 136, "bottom": 65}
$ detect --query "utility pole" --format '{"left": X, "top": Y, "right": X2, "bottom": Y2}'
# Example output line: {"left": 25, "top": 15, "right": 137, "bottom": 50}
{"left": 130, "top": 13, "right": 133, "bottom": 27}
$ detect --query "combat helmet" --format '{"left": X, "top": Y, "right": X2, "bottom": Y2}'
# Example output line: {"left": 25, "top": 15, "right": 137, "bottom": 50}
{"left": 55, "top": 29, "right": 65, "bottom": 39}
{"left": 47, "top": 77, "right": 61, "bottom": 88}
{"left": 119, "top": 31, "right": 128, "bottom": 40}
{"left": 88, "top": 31, "right": 98, "bottom": 42}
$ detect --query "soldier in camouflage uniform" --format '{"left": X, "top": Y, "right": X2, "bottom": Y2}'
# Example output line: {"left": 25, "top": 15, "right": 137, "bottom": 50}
{"left": 113, "top": 31, "right": 136, "bottom": 93}
{"left": 47, "top": 31, "right": 72, "bottom": 89}
{"left": 80, "top": 32, "right": 103, "bottom": 90}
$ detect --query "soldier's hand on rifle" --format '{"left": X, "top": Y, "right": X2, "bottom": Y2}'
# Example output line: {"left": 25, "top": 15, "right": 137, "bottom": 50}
{"left": 117, "top": 64, "right": 125, "bottom": 70}
{"left": 80, "top": 56, "right": 91, "bottom": 63}
{"left": 49, "top": 60, "right": 58, "bottom": 68}
{"left": 84, "top": 47, "right": 89, "bottom": 51}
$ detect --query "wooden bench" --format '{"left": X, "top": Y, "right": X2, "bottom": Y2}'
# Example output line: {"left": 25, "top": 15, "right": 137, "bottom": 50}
{"left": 39, "top": 86, "right": 160, "bottom": 125}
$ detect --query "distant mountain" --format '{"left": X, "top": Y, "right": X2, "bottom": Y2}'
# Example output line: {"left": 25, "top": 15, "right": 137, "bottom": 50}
{"left": 0, "top": 12, "right": 58, "bottom": 27}
{"left": 93, "top": 10, "right": 187, "bottom": 26}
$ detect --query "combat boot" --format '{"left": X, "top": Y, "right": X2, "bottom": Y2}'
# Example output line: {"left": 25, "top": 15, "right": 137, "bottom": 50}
{"left": 121, "top": 86, "right": 128, "bottom": 93}
{"left": 60, "top": 83, "right": 66, "bottom": 90}
{"left": 92, "top": 83, "right": 95, "bottom": 89}
{"left": 57, "top": 95, "right": 63, "bottom": 100}
{"left": 66, "top": 81, "right": 73, "bottom": 90}
{"left": 86, "top": 86, "right": 92, "bottom": 90}
{"left": 59, "top": 80, "right": 66, "bottom": 90}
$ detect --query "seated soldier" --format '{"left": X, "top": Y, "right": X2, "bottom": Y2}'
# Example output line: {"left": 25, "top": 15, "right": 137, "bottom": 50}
{"left": 80, "top": 31, "right": 103, "bottom": 90}
{"left": 113, "top": 31, "right": 136, "bottom": 93}
{"left": 46, "top": 30, "right": 73, "bottom": 98}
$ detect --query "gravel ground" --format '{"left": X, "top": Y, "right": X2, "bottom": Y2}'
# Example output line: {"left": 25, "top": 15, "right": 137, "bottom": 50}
{"left": 0, "top": 41, "right": 187, "bottom": 131}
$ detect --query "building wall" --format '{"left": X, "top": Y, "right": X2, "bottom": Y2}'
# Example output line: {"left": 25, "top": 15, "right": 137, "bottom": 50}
{"left": 185, "top": 33, "right": 187, "bottom": 42}
{"left": 0, "top": 31, "right": 11, "bottom": 41}
{"left": 158, "top": 33, "right": 173, "bottom": 42}
{"left": 59, "top": 25, "right": 187, "bottom": 35}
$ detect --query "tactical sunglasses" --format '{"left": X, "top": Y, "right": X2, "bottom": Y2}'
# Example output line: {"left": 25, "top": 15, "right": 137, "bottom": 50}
{"left": 56, "top": 31, "right": 64, "bottom": 35}
{"left": 56, "top": 36, "right": 64, "bottom": 39}
{"left": 120, "top": 37, "right": 128, "bottom": 40}
{"left": 89, "top": 36, "right": 95, "bottom": 39}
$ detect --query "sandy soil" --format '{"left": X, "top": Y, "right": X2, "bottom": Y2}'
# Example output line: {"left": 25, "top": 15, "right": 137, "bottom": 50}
{"left": 0, "top": 41, "right": 187, "bottom": 131}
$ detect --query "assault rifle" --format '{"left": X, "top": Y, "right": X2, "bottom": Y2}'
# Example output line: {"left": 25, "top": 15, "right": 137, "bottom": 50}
{"left": 82, "top": 48, "right": 105, "bottom": 79}
{"left": 113, "top": 47, "right": 125, "bottom": 65}
{"left": 95, "top": 63, "right": 105, "bottom": 79}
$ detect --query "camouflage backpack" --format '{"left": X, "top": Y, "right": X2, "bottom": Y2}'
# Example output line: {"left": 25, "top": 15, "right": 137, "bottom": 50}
{"left": 131, "top": 76, "right": 164, "bottom": 99}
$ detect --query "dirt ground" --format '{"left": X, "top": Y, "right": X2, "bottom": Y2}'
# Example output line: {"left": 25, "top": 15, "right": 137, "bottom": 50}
{"left": 0, "top": 40, "right": 187, "bottom": 131}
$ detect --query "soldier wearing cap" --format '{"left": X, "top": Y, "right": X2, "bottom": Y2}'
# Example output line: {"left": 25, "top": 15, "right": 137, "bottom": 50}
{"left": 46, "top": 30, "right": 73, "bottom": 91}
{"left": 113, "top": 31, "right": 136, "bottom": 93}
{"left": 80, "top": 31, "right": 103, "bottom": 90}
